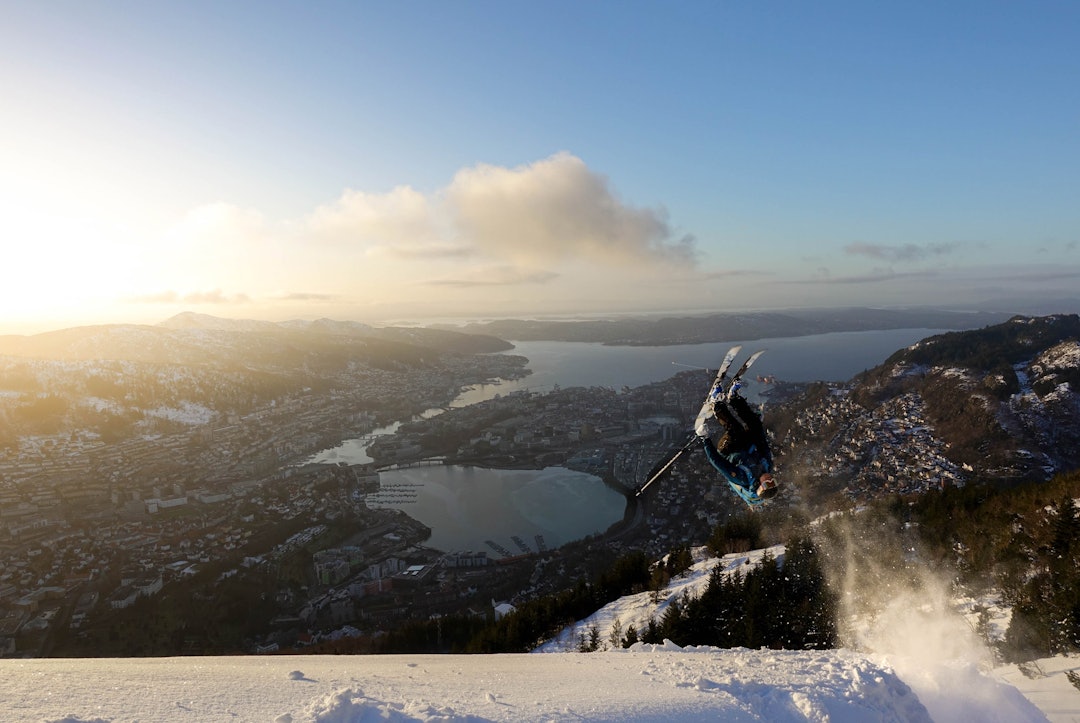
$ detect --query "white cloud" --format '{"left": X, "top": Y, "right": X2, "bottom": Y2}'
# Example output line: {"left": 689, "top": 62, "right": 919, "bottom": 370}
{"left": 302, "top": 153, "right": 698, "bottom": 269}
{"left": 425, "top": 265, "right": 560, "bottom": 287}
{"left": 125, "top": 155, "right": 706, "bottom": 323}
{"left": 165, "top": 202, "right": 266, "bottom": 248}
{"left": 132, "top": 289, "right": 251, "bottom": 305}
{"left": 446, "top": 152, "right": 697, "bottom": 267}
{"left": 307, "top": 185, "right": 442, "bottom": 250}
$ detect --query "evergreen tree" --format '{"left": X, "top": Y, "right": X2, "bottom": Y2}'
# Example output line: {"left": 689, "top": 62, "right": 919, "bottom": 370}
{"left": 642, "top": 616, "right": 662, "bottom": 644}
{"left": 608, "top": 618, "right": 623, "bottom": 650}
{"left": 658, "top": 596, "right": 686, "bottom": 643}
{"left": 587, "top": 623, "right": 601, "bottom": 652}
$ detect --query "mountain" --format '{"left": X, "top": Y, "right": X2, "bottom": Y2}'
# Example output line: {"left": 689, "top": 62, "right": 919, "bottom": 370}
{"left": 776, "top": 314, "right": 1080, "bottom": 499}
{"left": 0, "top": 312, "right": 514, "bottom": 365}
{"left": 156, "top": 311, "right": 286, "bottom": 332}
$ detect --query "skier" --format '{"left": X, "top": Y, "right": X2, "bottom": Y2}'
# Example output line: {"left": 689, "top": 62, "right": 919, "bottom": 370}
{"left": 695, "top": 380, "right": 778, "bottom": 504}
{"left": 635, "top": 347, "right": 779, "bottom": 504}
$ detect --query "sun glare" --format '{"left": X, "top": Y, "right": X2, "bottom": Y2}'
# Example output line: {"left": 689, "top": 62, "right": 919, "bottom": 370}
{"left": 0, "top": 189, "right": 147, "bottom": 330}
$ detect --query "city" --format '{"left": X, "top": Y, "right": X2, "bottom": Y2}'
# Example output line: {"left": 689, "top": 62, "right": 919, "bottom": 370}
{"left": 1, "top": 331, "right": 977, "bottom": 656}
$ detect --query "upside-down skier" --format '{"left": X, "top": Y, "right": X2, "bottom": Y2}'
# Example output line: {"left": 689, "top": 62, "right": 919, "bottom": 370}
{"left": 636, "top": 346, "right": 779, "bottom": 505}
{"left": 695, "top": 374, "right": 778, "bottom": 505}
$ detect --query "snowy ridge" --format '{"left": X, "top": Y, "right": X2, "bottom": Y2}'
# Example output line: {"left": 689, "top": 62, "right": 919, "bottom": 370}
{"left": 1032, "top": 340, "right": 1080, "bottom": 373}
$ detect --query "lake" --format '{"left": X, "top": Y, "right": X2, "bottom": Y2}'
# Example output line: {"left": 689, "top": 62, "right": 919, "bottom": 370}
{"left": 370, "top": 465, "right": 626, "bottom": 554}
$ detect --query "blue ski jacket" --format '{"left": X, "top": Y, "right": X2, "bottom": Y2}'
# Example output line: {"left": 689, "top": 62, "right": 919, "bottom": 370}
{"left": 701, "top": 437, "right": 773, "bottom": 505}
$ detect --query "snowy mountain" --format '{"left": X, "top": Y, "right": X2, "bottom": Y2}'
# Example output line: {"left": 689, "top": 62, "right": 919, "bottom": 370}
{"left": 2, "top": 545, "right": 1075, "bottom": 721}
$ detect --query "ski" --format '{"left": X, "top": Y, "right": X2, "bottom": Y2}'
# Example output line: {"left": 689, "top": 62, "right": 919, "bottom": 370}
{"left": 695, "top": 345, "right": 742, "bottom": 437}
{"left": 725, "top": 349, "right": 766, "bottom": 399}
{"left": 705, "top": 345, "right": 742, "bottom": 400}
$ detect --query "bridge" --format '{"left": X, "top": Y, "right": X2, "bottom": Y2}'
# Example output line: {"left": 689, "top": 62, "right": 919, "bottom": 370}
{"left": 377, "top": 458, "right": 446, "bottom": 472}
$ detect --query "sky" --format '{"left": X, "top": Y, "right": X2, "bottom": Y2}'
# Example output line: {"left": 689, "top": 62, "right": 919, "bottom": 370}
{"left": 2, "top": 1, "right": 1079, "bottom": 335}
{"left": 0, "top": 545, "right": 1070, "bottom": 722}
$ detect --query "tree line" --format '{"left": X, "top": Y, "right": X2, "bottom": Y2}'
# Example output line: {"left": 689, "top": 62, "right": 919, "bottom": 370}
{"left": 376, "top": 517, "right": 837, "bottom": 654}
{"left": 902, "top": 469, "right": 1080, "bottom": 661}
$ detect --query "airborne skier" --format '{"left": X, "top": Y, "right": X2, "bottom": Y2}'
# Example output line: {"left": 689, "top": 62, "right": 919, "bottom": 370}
{"left": 695, "top": 348, "right": 778, "bottom": 505}
{"left": 636, "top": 346, "right": 778, "bottom": 506}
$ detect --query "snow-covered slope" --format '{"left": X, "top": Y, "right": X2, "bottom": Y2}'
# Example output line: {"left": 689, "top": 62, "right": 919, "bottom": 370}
{"left": 535, "top": 545, "right": 786, "bottom": 654}
{"left": 3, "top": 547, "right": 1076, "bottom": 722}
{"left": 0, "top": 643, "right": 1064, "bottom": 722}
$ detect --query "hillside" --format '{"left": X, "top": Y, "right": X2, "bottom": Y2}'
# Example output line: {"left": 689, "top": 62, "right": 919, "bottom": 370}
{"left": 531, "top": 544, "right": 1071, "bottom": 723}
{"left": 0, "top": 312, "right": 527, "bottom": 450}
{"left": 775, "top": 314, "right": 1080, "bottom": 500}
{"left": 0, "top": 312, "right": 513, "bottom": 364}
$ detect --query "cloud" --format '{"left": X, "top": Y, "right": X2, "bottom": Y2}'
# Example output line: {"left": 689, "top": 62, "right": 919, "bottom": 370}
{"left": 701, "top": 269, "right": 773, "bottom": 280}
{"left": 133, "top": 289, "right": 251, "bottom": 305}
{"left": 275, "top": 292, "right": 339, "bottom": 302}
{"left": 166, "top": 202, "right": 266, "bottom": 247}
{"left": 308, "top": 185, "right": 442, "bottom": 249}
{"left": 305, "top": 153, "right": 698, "bottom": 268}
{"left": 425, "top": 265, "right": 560, "bottom": 288}
{"left": 789, "top": 268, "right": 938, "bottom": 285}
{"left": 446, "top": 153, "right": 698, "bottom": 267}
{"left": 367, "top": 242, "right": 475, "bottom": 260}
{"left": 981, "top": 269, "right": 1080, "bottom": 282}
{"left": 844, "top": 242, "right": 960, "bottom": 263}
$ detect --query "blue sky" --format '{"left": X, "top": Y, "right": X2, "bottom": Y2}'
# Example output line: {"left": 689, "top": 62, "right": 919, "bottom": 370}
{"left": 2, "top": 1, "right": 1078, "bottom": 333}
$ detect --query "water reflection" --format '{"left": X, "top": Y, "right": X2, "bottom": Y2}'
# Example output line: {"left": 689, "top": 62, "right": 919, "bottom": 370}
{"left": 371, "top": 465, "right": 625, "bottom": 554}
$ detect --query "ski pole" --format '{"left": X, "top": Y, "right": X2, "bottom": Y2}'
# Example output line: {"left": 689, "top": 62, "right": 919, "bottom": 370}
{"left": 636, "top": 435, "right": 700, "bottom": 497}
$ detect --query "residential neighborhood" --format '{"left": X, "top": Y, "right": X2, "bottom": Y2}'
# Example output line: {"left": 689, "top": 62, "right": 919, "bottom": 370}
{"left": 782, "top": 384, "right": 966, "bottom": 500}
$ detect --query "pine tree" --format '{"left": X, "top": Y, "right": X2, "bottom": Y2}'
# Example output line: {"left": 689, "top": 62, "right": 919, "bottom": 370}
{"left": 587, "top": 623, "right": 601, "bottom": 652}
{"left": 608, "top": 618, "right": 623, "bottom": 651}
{"left": 658, "top": 596, "right": 685, "bottom": 643}
{"left": 642, "top": 616, "right": 662, "bottom": 644}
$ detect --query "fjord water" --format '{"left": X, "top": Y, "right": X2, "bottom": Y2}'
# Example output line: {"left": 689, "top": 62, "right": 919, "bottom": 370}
{"left": 453, "top": 328, "right": 946, "bottom": 405}
{"left": 323, "top": 328, "right": 946, "bottom": 554}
